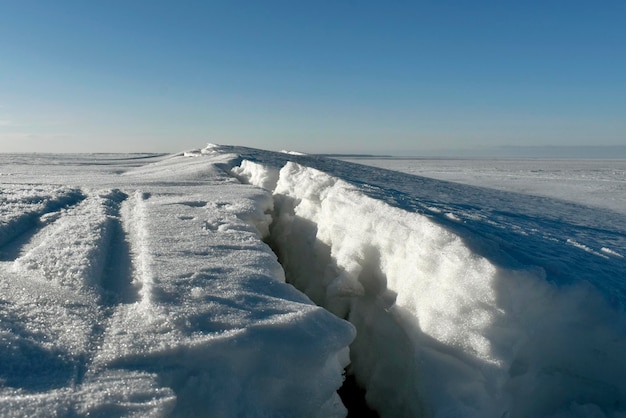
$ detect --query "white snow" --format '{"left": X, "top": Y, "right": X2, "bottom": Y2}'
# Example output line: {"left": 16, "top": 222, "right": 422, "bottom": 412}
{"left": 279, "top": 150, "right": 307, "bottom": 156}
{"left": 232, "top": 148, "right": 626, "bottom": 418}
{"left": 0, "top": 150, "right": 354, "bottom": 417}
{"left": 602, "top": 247, "right": 624, "bottom": 258}
{"left": 340, "top": 157, "right": 626, "bottom": 215}
{"left": 2, "top": 145, "right": 626, "bottom": 417}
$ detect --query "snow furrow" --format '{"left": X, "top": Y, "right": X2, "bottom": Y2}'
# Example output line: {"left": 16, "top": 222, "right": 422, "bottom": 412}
{"left": 100, "top": 195, "right": 139, "bottom": 305}
{"left": 0, "top": 189, "right": 138, "bottom": 404}
{"left": 13, "top": 189, "right": 128, "bottom": 294}
{"left": 0, "top": 187, "right": 84, "bottom": 259}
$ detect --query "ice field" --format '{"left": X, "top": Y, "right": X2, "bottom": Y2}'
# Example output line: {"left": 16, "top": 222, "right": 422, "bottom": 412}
{"left": 340, "top": 157, "right": 626, "bottom": 216}
{"left": 1, "top": 144, "right": 625, "bottom": 417}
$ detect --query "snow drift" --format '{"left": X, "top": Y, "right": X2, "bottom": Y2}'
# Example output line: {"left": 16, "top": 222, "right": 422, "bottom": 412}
{"left": 233, "top": 154, "right": 626, "bottom": 418}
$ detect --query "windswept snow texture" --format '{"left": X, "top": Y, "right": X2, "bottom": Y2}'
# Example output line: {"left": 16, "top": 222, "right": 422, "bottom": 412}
{"left": 229, "top": 146, "right": 626, "bottom": 418}
{"left": 340, "top": 157, "right": 626, "bottom": 216}
{"left": 2, "top": 146, "right": 626, "bottom": 418}
{"left": 0, "top": 150, "right": 354, "bottom": 417}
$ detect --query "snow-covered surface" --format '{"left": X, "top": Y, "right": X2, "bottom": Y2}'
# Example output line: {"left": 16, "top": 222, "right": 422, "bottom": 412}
{"left": 2, "top": 146, "right": 626, "bottom": 417}
{"left": 232, "top": 147, "right": 626, "bottom": 417}
{"left": 0, "top": 151, "right": 353, "bottom": 417}
{"left": 340, "top": 157, "right": 626, "bottom": 215}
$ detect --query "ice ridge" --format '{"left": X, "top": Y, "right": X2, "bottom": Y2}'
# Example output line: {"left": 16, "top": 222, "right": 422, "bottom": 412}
{"left": 232, "top": 150, "right": 626, "bottom": 418}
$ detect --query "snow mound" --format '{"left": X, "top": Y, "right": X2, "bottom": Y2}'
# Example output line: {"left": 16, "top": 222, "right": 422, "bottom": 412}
{"left": 234, "top": 156, "right": 626, "bottom": 418}
{"left": 231, "top": 159, "right": 280, "bottom": 192}
{"left": 201, "top": 143, "right": 220, "bottom": 154}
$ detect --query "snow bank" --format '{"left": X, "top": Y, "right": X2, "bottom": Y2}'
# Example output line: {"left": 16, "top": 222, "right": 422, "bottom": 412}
{"left": 0, "top": 152, "right": 356, "bottom": 417}
{"left": 93, "top": 186, "right": 354, "bottom": 417}
{"left": 235, "top": 158, "right": 626, "bottom": 418}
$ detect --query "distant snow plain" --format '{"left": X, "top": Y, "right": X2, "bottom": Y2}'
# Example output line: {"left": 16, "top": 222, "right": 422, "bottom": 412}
{"left": 1, "top": 145, "right": 625, "bottom": 417}
{"left": 341, "top": 157, "right": 626, "bottom": 215}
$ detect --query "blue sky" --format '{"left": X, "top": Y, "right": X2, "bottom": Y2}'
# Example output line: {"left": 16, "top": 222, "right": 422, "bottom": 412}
{"left": 1, "top": 1, "right": 624, "bottom": 155}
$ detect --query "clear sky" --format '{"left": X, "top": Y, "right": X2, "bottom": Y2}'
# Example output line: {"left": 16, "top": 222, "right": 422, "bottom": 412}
{"left": 1, "top": 1, "right": 625, "bottom": 155}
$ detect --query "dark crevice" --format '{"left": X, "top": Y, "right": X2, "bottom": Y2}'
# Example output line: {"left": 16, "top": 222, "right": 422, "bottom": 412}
{"left": 337, "top": 373, "right": 379, "bottom": 418}
{"left": 98, "top": 191, "right": 140, "bottom": 305}
{"left": 231, "top": 162, "right": 381, "bottom": 417}
{"left": 101, "top": 213, "right": 138, "bottom": 305}
{"left": 262, "top": 227, "right": 381, "bottom": 418}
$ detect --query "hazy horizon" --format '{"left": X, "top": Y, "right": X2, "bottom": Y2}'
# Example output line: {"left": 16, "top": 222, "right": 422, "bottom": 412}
{"left": 1, "top": 2, "right": 624, "bottom": 154}
{"left": 2, "top": 144, "right": 626, "bottom": 160}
